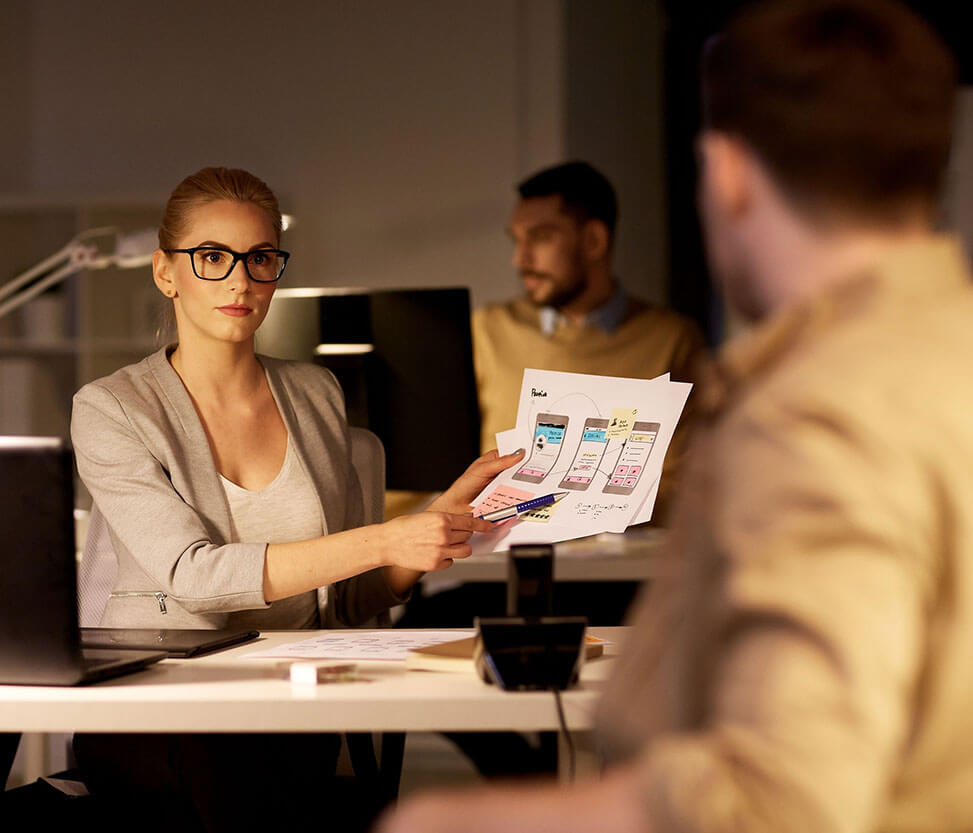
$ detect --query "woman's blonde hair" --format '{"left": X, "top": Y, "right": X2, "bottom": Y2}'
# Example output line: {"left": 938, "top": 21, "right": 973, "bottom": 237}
{"left": 158, "top": 166, "right": 283, "bottom": 249}
{"left": 156, "top": 167, "right": 283, "bottom": 344}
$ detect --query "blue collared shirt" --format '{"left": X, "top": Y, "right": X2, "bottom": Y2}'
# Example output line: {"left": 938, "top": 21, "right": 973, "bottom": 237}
{"left": 538, "top": 283, "right": 629, "bottom": 336}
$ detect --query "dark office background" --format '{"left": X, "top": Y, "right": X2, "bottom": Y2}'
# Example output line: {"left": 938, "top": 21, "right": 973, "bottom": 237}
{"left": 659, "top": 0, "right": 972, "bottom": 344}
{"left": 0, "top": 0, "right": 969, "bottom": 348}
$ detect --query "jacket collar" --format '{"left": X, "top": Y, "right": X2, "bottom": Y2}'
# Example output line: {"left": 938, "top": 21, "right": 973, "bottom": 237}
{"left": 699, "top": 235, "right": 970, "bottom": 417}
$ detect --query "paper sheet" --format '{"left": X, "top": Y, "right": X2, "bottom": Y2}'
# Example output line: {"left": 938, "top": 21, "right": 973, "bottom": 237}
{"left": 471, "top": 368, "right": 690, "bottom": 552}
{"left": 244, "top": 631, "right": 469, "bottom": 662}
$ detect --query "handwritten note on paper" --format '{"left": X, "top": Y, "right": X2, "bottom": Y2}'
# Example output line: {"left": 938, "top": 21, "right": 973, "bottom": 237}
{"left": 472, "top": 484, "right": 535, "bottom": 518}
{"left": 245, "top": 631, "right": 469, "bottom": 662}
{"left": 606, "top": 408, "right": 638, "bottom": 440}
{"left": 573, "top": 501, "right": 631, "bottom": 522}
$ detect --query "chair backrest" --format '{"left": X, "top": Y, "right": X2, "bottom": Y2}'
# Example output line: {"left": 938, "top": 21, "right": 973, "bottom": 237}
{"left": 77, "top": 426, "right": 387, "bottom": 625}
{"left": 348, "top": 426, "right": 385, "bottom": 525}
{"left": 77, "top": 505, "right": 116, "bottom": 626}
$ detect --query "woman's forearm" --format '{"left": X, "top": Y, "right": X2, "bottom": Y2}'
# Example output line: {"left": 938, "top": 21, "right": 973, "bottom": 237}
{"left": 262, "top": 512, "right": 493, "bottom": 602}
{"left": 263, "top": 525, "right": 387, "bottom": 602}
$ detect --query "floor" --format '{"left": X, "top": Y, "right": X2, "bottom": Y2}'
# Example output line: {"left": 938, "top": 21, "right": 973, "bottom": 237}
{"left": 398, "top": 732, "right": 486, "bottom": 796}
{"left": 5, "top": 729, "right": 486, "bottom": 794}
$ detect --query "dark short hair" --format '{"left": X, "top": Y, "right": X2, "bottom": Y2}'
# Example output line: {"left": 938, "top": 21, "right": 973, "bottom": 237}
{"left": 517, "top": 161, "right": 618, "bottom": 236}
{"left": 702, "top": 0, "right": 957, "bottom": 221}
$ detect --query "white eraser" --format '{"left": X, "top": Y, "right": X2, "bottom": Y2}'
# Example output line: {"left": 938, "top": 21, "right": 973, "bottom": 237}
{"left": 288, "top": 661, "right": 357, "bottom": 685}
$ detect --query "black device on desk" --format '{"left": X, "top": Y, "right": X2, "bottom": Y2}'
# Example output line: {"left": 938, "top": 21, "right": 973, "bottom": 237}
{"left": 255, "top": 286, "right": 480, "bottom": 491}
{"left": 475, "top": 544, "right": 587, "bottom": 691}
{"left": 80, "top": 628, "right": 259, "bottom": 658}
{"left": 0, "top": 437, "right": 166, "bottom": 685}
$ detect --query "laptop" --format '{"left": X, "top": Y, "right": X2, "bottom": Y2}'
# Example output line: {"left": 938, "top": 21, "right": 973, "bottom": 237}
{"left": 0, "top": 436, "right": 166, "bottom": 686}
{"left": 80, "top": 628, "right": 259, "bottom": 658}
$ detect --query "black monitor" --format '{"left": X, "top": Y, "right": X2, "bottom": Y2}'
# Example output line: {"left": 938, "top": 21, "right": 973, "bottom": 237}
{"left": 255, "top": 287, "right": 481, "bottom": 492}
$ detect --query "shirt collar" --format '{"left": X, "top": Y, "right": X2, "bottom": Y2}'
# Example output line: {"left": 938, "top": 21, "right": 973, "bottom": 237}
{"left": 539, "top": 283, "right": 629, "bottom": 336}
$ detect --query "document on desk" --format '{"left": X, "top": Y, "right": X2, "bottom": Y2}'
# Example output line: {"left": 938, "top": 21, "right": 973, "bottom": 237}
{"left": 471, "top": 368, "right": 690, "bottom": 554}
{"left": 244, "top": 631, "right": 471, "bottom": 662}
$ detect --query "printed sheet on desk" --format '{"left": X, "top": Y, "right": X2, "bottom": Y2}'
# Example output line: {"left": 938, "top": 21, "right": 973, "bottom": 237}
{"left": 471, "top": 368, "right": 690, "bottom": 554}
{"left": 244, "top": 630, "right": 471, "bottom": 662}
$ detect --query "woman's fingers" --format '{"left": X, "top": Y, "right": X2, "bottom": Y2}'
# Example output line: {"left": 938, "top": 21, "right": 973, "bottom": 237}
{"left": 471, "top": 447, "right": 526, "bottom": 477}
{"left": 429, "top": 449, "right": 527, "bottom": 515}
{"left": 385, "top": 511, "right": 496, "bottom": 572}
{"left": 441, "top": 514, "right": 493, "bottom": 543}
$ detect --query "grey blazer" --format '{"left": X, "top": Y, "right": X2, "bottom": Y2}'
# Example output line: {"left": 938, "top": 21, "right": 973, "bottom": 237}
{"left": 71, "top": 346, "right": 403, "bottom": 629}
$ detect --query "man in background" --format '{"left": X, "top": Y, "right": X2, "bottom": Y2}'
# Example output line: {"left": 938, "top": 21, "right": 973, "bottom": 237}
{"left": 382, "top": 0, "right": 972, "bottom": 830}
{"left": 473, "top": 161, "right": 707, "bottom": 513}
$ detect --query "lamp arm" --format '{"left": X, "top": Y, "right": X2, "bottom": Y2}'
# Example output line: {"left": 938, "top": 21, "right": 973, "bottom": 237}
{"left": 0, "top": 259, "right": 86, "bottom": 323}
{"left": 0, "top": 226, "right": 137, "bottom": 324}
{"left": 0, "top": 242, "right": 77, "bottom": 306}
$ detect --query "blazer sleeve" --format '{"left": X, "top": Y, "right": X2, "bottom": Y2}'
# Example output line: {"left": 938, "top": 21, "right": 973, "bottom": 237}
{"left": 71, "top": 382, "right": 269, "bottom": 614}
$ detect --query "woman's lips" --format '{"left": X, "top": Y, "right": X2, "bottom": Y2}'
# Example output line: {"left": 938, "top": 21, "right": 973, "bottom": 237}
{"left": 217, "top": 305, "right": 252, "bottom": 317}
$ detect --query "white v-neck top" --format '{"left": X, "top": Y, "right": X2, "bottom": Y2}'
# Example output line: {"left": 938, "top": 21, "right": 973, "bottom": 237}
{"left": 218, "top": 436, "right": 325, "bottom": 629}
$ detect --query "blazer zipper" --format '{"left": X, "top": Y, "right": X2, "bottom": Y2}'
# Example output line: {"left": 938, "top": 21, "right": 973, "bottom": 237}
{"left": 109, "top": 590, "right": 168, "bottom": 614}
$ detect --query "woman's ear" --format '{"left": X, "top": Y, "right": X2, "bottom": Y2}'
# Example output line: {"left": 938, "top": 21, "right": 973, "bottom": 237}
{"left": 581, "top": 218, "right": 610, "bottom": 263}
{"left": 152, "top": 249, "right": 177, "bottom": 298}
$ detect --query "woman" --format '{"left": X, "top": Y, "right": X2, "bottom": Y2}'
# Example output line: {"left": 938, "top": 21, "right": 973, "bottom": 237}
{"left": 72, "top": 166, "right": 521, "bottom": 630}
{"left": 70, "top": 167, "right": 522, "bottom": 831}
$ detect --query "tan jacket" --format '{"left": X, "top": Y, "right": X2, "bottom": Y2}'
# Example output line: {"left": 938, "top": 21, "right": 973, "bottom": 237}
{"left": 596, "top": 237, "right": 973, "bottom": 833}
{"left": 71, "top": 347, "right": 403, "bottom": 629}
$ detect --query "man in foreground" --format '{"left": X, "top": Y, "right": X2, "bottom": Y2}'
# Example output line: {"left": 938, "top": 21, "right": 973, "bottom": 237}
{"left": 380, "top": 0, "right": 972, "bottom": 830}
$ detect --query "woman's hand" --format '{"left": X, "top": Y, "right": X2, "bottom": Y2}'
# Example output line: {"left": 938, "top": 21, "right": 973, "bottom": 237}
{"left": 428, "top": 448, "right": 526, "bottom": 515}
{"left": 375, "top": 511, "right": 496, "bottom": 573}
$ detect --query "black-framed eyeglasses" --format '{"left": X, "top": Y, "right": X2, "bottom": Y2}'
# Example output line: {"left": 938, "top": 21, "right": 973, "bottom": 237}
{"left": 163, "top": 246, "right": 290, "bottom": 283}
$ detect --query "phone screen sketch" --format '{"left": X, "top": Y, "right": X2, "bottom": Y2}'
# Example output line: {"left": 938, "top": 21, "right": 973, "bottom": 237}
{"left": 602, "top": 421, "right": 660, "bottom": 495}
{"left": 512, "top": 413, "right": 569, "bottom": 484}
{"left": 558, "top": 418, "right": 609, "bottom": 491}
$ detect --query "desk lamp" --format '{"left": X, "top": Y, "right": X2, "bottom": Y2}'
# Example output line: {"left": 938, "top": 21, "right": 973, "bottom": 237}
{"left": 0, "top": 227, "right": 157, "bottom": 323}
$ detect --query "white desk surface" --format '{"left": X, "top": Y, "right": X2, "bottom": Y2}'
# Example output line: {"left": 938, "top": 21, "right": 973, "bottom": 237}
{"left": 421, "top": 528, "right": 668, "bottom": 588}
{"left": 0, "top": 627, "right": 627, "bottom": 736}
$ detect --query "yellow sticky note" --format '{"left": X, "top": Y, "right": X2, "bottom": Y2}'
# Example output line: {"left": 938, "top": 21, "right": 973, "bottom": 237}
{"left": 520, "top": 501, "right": 560, "bottom": 523}
{"left": 606, "top": 408, "right": 638, "bottom": 440}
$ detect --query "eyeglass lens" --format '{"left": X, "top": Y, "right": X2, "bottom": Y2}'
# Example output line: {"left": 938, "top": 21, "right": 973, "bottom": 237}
{"left": 193, "top": 248, "right": 285, "bottom": 282}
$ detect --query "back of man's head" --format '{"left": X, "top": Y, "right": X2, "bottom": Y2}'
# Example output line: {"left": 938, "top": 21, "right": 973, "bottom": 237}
{"left": 517, "top": 161, "right": 618, "bottom": 239}
{"left": 702, "top": 0, "right": 957, "bottom": 224}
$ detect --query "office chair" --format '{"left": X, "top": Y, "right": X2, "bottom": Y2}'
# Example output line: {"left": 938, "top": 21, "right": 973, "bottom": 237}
{"left": 74, "top": 427, "right": 405, "bottom": 804}
{"left": 341, "top": 427, "right": 406, "bottom": 805}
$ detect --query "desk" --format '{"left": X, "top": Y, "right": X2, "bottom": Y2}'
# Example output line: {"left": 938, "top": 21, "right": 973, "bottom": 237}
{"left": 421, "top": 528, "right": 668, "bottom": 590}
{"left": 1, "top": 628, "right": 625, "bottom": 780}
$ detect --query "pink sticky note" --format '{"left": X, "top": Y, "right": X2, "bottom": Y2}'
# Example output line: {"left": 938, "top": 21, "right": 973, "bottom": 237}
{"left": 473, "top": 484, "right": 535, "bottom": 517}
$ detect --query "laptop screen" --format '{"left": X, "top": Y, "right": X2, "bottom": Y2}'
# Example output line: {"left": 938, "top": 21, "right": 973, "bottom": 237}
{"left": 0, "top": 436, "right": 85, "bottom": 684}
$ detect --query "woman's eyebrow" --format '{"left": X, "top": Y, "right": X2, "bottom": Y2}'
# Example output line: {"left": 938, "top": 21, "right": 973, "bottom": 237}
{"left": 192, "top": 240, "right": 277, "bottom": 250}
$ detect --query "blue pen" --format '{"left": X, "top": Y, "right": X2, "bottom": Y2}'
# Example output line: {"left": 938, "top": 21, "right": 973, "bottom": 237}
{"left": 477, "top": 491, "right": 570, "bottom": 522}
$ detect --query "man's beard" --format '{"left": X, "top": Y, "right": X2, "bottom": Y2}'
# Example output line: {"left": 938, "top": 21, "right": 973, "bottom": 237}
{"left": 522, "top": 258, "right": 588, "bottom": 310}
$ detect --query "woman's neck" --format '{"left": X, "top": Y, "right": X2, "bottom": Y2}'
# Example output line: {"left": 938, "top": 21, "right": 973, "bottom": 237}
{"left": 168, "top": 336, "right": 265, "bottom": 405}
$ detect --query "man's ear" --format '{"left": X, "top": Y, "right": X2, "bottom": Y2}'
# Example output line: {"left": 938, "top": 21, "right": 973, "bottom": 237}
{"left": 152, "top": 249, "right": 177, "bottom": 299}
{"left": 581, "top": 218, "right": 610, "bottom": 263}
{"left": 698, "top": 131, "right": 752, "bottom": 219}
